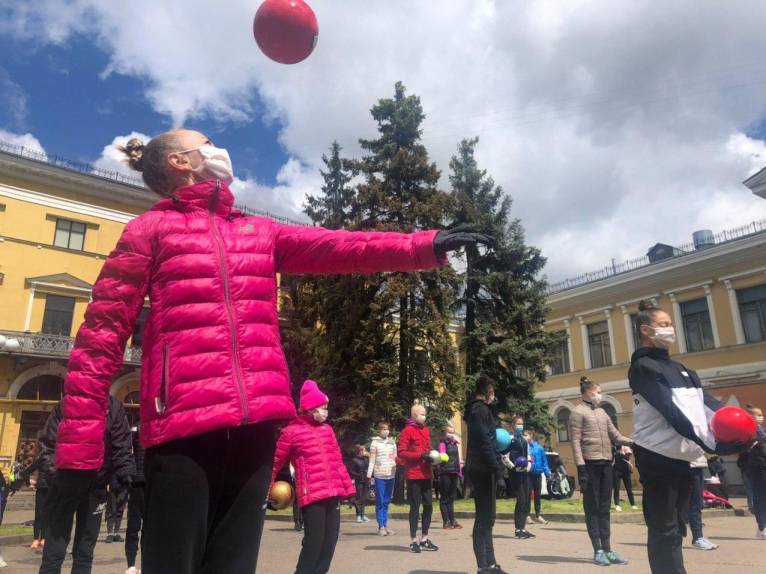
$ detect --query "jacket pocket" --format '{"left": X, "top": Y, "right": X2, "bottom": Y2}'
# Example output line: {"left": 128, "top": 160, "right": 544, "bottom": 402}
{"left": 155, "top": 344, "right": 170, "bottom": 416}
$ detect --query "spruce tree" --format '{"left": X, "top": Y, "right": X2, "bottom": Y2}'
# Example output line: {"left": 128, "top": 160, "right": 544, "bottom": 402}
{"left": 449, "top": 137, "right": 558, "bottom": 432}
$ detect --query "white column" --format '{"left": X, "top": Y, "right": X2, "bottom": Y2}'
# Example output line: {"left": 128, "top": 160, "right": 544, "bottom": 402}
{"left": 23, "top": 285, "right": 36, "bottom": 332}
{"left": 605, "top": 309, "right": 617, "bottom": 366}
{"left": 668, "top": 292, "right": 687, "bottom": 354}
{"left": 621, "top": 305, "right": 635, "bottom": 357}
{"left": 564, "top": 319, "right": 574, "bottom": 373}
{"left": 704, "top": 284, "right": 721, "bottom": 348}
{"left": 724, "top": 280, "right": 745, "bottom": 345}
{"left": 579, "top": 316, "right": 591, "bottom": 370}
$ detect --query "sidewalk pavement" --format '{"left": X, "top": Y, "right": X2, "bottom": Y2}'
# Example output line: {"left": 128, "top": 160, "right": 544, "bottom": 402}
{"left": 2, "top": 507, "right": 763, "bottom": 573}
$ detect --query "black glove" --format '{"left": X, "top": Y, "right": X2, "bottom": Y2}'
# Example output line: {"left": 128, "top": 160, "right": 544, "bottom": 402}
{"left": 577, "top": 465, "right": 588, "bottom": 491}
{"left": 433, "top": 225, "right": 494, "bottom": 257}
{"left": 421, "top": 452, "right": 433, "bottom": 463}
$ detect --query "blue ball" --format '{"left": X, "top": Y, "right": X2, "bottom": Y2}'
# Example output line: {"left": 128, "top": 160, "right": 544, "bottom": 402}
{"left": 514, "top": 456, "right": 529, "bottom": 468}
{"left": 495, "top": 428, "right": 512, "bottom": 452}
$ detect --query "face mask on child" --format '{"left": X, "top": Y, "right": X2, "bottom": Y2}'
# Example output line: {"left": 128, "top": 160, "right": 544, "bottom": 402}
{"left": 416, "top": 414, "right": 427, "bottom": 425}
{"left": 313, "top": 408, "right": 328, "bottom": 423}
{"left": 380, "top": 430, "right": 390, "bottom": 438}
{"left": 447, "top": 433, "right": 457, "bottom": 441}
{"left": 515, "top": 424, "right": 524, "bottom": 434}
{"left": 190, "top": 144, "right": 234, "bottom": 184}
{"left": 756, "top": 416, "right": 764, "bottom": 425}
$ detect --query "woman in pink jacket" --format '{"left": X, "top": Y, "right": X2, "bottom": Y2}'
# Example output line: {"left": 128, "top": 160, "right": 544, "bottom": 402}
{"left": 50, "top": 128, "right": 489, "bottom": 573}
{"left": 271, "top": 380, "right": 355, "bottom": 574}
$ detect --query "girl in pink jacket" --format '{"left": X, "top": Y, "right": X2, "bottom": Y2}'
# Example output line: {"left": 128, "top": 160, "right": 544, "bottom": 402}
{"left": 51, "top": 128, "right": 489, "bottom": 573}
{"left": 271, "top": 380, "right": 355, "bottom": 574}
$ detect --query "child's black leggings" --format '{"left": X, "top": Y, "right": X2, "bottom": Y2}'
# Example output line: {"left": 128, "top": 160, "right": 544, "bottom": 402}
{"left": 296, "top": 497, "right": 341, "bottom": 574}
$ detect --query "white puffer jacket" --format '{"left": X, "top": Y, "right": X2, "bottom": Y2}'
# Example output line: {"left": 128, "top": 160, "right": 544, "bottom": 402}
{"left": 367, "top": 436, "right": 397, "bottom": 479}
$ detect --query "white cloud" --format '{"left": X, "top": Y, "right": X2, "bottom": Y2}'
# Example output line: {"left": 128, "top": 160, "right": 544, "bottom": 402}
{"left": 92, "top": 131, "right": 150, "bottom": 181}
{"left": 6, "top": 1, "right": 766, "bottom": 280}
{"left": 0, "top": 129, "right": 47, "bottom": 159}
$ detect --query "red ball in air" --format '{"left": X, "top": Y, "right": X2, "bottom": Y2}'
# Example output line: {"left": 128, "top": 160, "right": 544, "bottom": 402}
{"left": 710, "top": 406, "right": 757, "bottom": 444}
{"left": 253, "top": 0, "right": 319, "bottom": 65}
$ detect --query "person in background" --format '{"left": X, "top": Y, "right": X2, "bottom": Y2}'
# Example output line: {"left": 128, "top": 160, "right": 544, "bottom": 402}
{"left": 349, "top": 445, "right": 371, "bottom": 523}
{"left": 0, "top": 471, "right": 7, "bottom": 568}
{"left": 20, "top": 440, "right": 51, "bottom": 551}
{"left": 397, "top": 404, "right": 439, "bottom": 553}
{"left": 612, "top": 445, "right": 637, "bottom": 512}
{"left": 124, "top": 424, "right": 146, "bottom": 574}
{"left": 686, "top": 455, "right": 719, "bottom": 550}
{"left": 739, "top": 405, "right": 764, "bottom": 515}
{"left": 105, "top": 479, "right": 129, "bottom": 544}
{"left": 569, "top": 376, "right": 633, "bottom": 566}
{"left": 525, "top": 429, "right": 552, "bottom": 525}
{"left": 506, "top": 416, "right": 534, "bottom": 540}
{"left": 270, "top": 380, "right": 356, "bottom": 574}
{"left": 438, "top": 423, "right": 463, "bottom": 530}
{"left": 38, "top": 396, "right": 134, "bottom": 574}
{"left": 706, "top": 455, "right": 729, "bottom": 499}
{"left": 367, "top": 421, "right": 397, "bottom": 536}
{"left": 465, "top": 374, "right": 507, "bottom": 574}
{"left": 290, "top": 463, "right": 303, "bottom": 532}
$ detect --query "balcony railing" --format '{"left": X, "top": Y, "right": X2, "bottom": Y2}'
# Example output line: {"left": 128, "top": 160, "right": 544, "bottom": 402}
{"left": 0, "top": 330, "right": 142, "bottom": 365}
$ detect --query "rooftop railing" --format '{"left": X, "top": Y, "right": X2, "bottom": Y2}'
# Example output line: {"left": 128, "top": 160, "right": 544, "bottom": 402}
{"left": 0, "top": 330, "right": 142, "bottom": 365}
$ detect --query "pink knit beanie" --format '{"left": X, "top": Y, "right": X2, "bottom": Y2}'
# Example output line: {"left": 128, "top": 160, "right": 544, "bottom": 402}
{"left": 300, "top": 379, "right": 328, "bottom": 412}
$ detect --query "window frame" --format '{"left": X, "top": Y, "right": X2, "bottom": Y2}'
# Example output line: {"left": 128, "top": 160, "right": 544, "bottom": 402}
{"left": 41, "top": 294, "right": 76, "bottom": 336}
{"left": 587, "top": 320, "right": 612, "bottom": 368}
{"left": 556, "top": 408, "right": 571, "bottom": 443}
{"left": 680, "top": 297, "right": 715, "bottom": 353}
{"left": 549, "top": 331, "right": 570, "bottom": 375}
{"left": 53, "top": 218, "right": 86, "bottom": 251}
{"left": 737, "top": 284, "right": 766, "bottom": 343}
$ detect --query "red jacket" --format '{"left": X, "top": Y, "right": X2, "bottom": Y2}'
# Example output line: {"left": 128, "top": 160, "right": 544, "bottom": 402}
{"left": 398, "top": 420, "right": 433, "bottom": 480}
{"left": 55, "top": 180, "right": 446, "bottom": 470}
{"left": 271, "top": 415, "right": 355, "bottom": 508}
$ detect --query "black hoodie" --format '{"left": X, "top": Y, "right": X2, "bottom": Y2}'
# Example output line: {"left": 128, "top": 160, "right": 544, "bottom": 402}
{"left": 464, "top": 398, "right": 500, "bottom": 472}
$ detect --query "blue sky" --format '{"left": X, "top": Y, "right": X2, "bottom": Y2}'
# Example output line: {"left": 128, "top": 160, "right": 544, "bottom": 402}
{"left": 3, "top": 1, "right": 766, "bottom": 280}
{"left": 0, "top": 33, "right": 288, "bottom": 186}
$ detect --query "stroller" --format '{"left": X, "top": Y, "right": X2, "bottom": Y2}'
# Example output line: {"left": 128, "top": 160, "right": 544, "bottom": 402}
{"left": 702, "top": 477, "right": 732, "bottom": 509}
{"left": 544, "top": 452, "right": 574, "bottom": 500}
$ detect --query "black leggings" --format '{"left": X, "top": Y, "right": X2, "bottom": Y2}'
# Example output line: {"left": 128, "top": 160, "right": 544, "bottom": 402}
{"left": 141, "top": 423, "right": 275, "bottom": 574}
{"left": 583, "top": 461, "right": 613, "bottom": 552}
{"left": 439, "top": 473, "right": 458, "bottom": 525}
{"left": 613, "top": 470, "right": 635, "bottom": 506}
{"left": 125, "top": 484, "right": 145, "bottom": 568}
{"left": 296, "top": 497, "right": 341, "bottom": 574}
{"left": 510, "top": 472, "right": 530, "bottom": 530}
{"left": 407, "top": 478, "right": 433, "bottom": 539}
{"left": 106, "top": 487, "right": 129, "bottom": 534}
{"left": 34, "top": 487, "right": 49, "bottom": 540}
{"left": 529, "top": 474, "right": 543, "bottom": 517}
{"left": 468, "top": 467, "right": 497, "bottom": 569}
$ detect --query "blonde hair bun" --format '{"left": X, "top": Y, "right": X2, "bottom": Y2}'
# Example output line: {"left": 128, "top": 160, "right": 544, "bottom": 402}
{"left": 120, "top": 138, "right": 146, "bottom": 172}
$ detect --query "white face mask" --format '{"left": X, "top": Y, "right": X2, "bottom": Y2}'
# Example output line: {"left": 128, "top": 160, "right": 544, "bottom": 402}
{"left": 591, "top": 392, "right": 602, "bottom": 405}
{"left": 650, "top": 326, "right": 676, "bottom": 348}
{"left": 380, "top": 430, "right": 390, "bottom": 438}
{"left": 447, "top": 433, "right": 457, "bottom": 441}
{"left": 416, "top": 414, "right": 427, "bottom": 425}
{"left": 756, "top": 416, "right": 764, "bottom": 425}
{"left": 191, "top": 144, "right": 234, "bottom": 184}
{"left": 313, "top": 408, "right": 328, "bottom": 423}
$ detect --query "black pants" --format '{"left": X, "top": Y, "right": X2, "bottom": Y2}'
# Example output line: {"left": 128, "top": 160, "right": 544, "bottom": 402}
{"left": 407, "top": 478, "right": 433, "bottom": 539}
{"left": 141, "top": 423, "right": 275, "bottom": 574}
{"left": 582, "top": 461, "right": 613, "bottom": 552}
{"left": 634, "top": 445, "right": 691, "bottom": 574}
{"left": 529, "top": 474, "right": 543, "bottom": 517}
{"left": 39, "top": 484, "right": 107, "bottom": 574}
{"left": 510, "top": 472, "right": 530, "bottom": 530}
{"left": 468, "top": 467, "right": 497, "bottom": 569}
{"left": 439, "top": 473, "right": 458, "bottom": 525}
{"left": 686, "top": 468, "right": 704, "bottom": 541}
{"left": 612, "top": 470, "right": 635, "bottom": 507}
{"left": 296, "top": 497, "right": 341, "bottom": 574}
{"left": 125, "top": 484, "right": 145, "bottom": 568}
{"left": 354, "top": 480, "right": 368, "bottom": 517}
{"left": 106, "top": 487, "right": 129, "bottom": 534}
{"left": 34, "top": 487, "right": 49, "bottom": 540}
{"left": 749, "top": 468, "right": 766, "bottom": 530}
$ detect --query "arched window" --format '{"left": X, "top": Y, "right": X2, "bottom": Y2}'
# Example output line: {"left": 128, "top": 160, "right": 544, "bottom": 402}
{"left": 601, "top": 402, "right": 619, "bottom": 429}
{"left": 123, "top": 391, "right": 140, "bottom": 406}
{"left": 556, "top": 408, "right": 571, "bottom": 443}
{"left": 17, "top": 375, "right": 64, "bottom": 401}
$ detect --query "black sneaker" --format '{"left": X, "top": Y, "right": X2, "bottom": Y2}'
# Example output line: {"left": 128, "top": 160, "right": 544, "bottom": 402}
{"left": 112, "top": 534, "right": 124, "bottom": 542}
{"left": 409, "top": 542, "right": 421, "bottom": 553}
{"left": 489, "top": 565, "right": 510, "bottom": 574}
{"left": 515, "top": 530, "right": 534, "bottom": 539}
{"left": 105, "top": 535, "right": 114, "bottom": 544}
{"left": 420, "top": 539, "right": 439, "bottom": 551}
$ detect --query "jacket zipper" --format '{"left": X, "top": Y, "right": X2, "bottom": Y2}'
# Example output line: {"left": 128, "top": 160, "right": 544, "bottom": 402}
{"left": 155, "top": 344, "right": 169, "bottom": 415}
{"left": 208, "top": 180, "right": 248, "bottom": 425}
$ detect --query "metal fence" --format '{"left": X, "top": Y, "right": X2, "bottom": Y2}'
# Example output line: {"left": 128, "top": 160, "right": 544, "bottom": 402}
{"left": 546, "top": 217, "right": 766, "bottom": 295}
{"left": 0, "top": 330, "right": 142, "bottom": 365}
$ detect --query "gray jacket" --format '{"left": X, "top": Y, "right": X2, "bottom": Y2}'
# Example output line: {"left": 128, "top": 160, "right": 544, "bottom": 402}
{"left": 569, "top": 401, "right": 632, "bottom": 467}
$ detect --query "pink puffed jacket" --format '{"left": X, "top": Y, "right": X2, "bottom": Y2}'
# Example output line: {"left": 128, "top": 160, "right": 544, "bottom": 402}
{"left": 271, "top": 415, "right": 355, "bottom": 508}
{"left": 56, "top": 180, "right": 445, "bottom": 470}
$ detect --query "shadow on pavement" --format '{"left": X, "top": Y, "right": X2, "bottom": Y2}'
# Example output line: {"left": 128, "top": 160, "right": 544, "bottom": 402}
{"left": 363, "top": 544, "right": 412, "bottom": 552}
{"left": 517, "top": 555, "right": 594, "bottom": 564}
{"left": 407, "top": 571, "right": 469, "bottom": 574}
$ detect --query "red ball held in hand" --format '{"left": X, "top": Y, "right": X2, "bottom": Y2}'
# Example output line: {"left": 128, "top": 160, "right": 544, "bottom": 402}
{"left": 253, "top": 0, "right": 319, "bottom": 65}
{"left": 710, "top": 406, "right": 757, "bottom": 444}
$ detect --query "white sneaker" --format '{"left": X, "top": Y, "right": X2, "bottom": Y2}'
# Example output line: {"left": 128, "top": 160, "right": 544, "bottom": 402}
{"left": 692, "top": 538, "right": 717, "bottom": 550}
{"left": 614, "top": 505, "right": 622, "bottom": 512}
{"left": 0, "top": 557, "right": 7, "bottom": 569}
{"left": 537, "top": 515, "right": 549, "bottom": 525}
{"left": 125, "top": 568, "right": 140, "bottom": 574}
{"left": 757, "top": 529, "right": 766, "bottom": 540}
{"left": 357, "top": 516, "right": 363, "bottom": 523}
{"left": 631, "top": 505, "right": 638, "bottom": 510}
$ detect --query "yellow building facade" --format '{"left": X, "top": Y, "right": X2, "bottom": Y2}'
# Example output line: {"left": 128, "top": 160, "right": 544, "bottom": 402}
{"left": 541, "top": 221, "right": 766, "bottom": 486}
